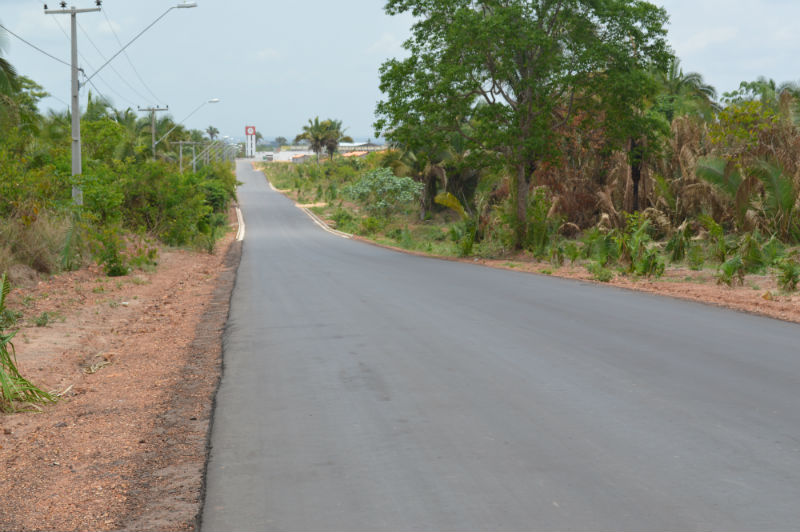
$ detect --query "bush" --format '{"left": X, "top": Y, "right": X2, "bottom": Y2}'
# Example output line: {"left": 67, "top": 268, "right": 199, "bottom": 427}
{"left": 360, "top": 216, "right": 384, "bottom": 234}
{"left": 587, "top": 261, "right": 614, "bottom": 282}
{"left": 90, "top": 225, "right": 128, "bottom": 277}
{"left": 716, "top": 255, "right": 745, "bottom": 286}
{"left": 581, "top": 228, "right": 619, "bottom": 266}
{"left": 776, "top": 258, "right": 800, "bottom": 291}
{"left": 687, "top": 241, "right": 705, "bottom": 270}
{"left": 525, "top": 188, "right": 559, "bottom": 258}
{"left": 344, "top": 168, "right": 423, "bottom": 218}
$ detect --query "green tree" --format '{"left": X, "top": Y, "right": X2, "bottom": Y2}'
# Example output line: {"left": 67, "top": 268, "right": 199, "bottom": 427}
{"left": 323, "top": 119, "right": 353, "bottom": 159}
{"left": 376, "top": 0, "right": 670, "bottom": 248}
{"left": 0, "top": 27, "right": 19, "bottom": 97}
{"left": 274, "top": 136, "right": 288, "bottom": 147}
{"left": 294, "top": 116, "right": 328, "bottom": 161}
{"left": 653, "top": 58, "right": 718, "bottom": 122}
{"left": 0, "top": 27, "right": 21, "bottom": 131}
{"left": 205, "top": 125, "right": 219, "bottom": 140}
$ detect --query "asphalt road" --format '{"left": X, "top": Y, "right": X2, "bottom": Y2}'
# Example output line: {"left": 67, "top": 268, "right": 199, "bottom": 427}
{"left": 202, "top": 160, "right": 800, "bottom": 531}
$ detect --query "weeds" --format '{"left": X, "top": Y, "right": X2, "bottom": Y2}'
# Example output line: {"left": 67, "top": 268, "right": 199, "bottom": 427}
{"left": 34, "top": 312, "right": 50, "bottom": 327}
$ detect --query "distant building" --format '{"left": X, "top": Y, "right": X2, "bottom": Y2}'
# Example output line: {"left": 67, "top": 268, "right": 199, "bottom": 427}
{"left": 338, "top": 140, "right": 385, "bottom": 153}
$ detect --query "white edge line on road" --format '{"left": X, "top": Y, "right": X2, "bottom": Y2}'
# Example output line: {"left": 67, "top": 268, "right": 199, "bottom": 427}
{"left": 235, "top": 207, "right": 245, "bottom": 241}
{"left": 300, "top": 206, "right": 352, "bottom": 239}
{"left": 262, "top": 172, "right": 350, "bottom": 239}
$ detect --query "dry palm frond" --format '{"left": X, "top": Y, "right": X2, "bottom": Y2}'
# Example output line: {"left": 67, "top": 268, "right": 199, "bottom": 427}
{"left": 0, "top": 273, "right": 57, "bottom": 412}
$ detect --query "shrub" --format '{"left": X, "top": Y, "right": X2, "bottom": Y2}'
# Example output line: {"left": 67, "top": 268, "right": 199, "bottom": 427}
{"left": 665, "top": 223, "right": 692, "bottom": 263}
{"left": 581, "top": 228, "right": 619, "bottom": 266}
{"left": 587, "top": 261, "right": 614, "bottom": 282}
{"left": 716, "top": 255, "right": 745, "bottom": 286}
{"left": 330, "top": 208, "right": 357, "bottom": 233}
{"left": 344, "top": 168, "right": 423, "bottom": 218}
{"left": 738, "top": 232, "right": 765, "bottom": 274}
{"left": 776, "top": 258, "right": 800, "bottom": 291}
{"left": 761, "top": 235, "right": 785, "bottom": 266}
{"left": 687, "top": 241, "right": 705, "bottom": 270}
{"left": 360, "top": 216, "right": 384, "bottom": 234}
{"left": 616, "top": 213, "right": 664, "bottom": 278}
{"left": 526, "top": 188, "right": 559, "bottom": 258}
{"left": 564, "top": 241, "right": 581, "bottom": 264}
{"left": 90, "top": 225, "right": 128, "bottom": 277}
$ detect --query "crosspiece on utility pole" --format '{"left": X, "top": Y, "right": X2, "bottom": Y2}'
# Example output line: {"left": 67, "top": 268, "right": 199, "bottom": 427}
{"left": 45, "top": 4, "right": 101, "bottom": 206}
{"left": 138, "top": 106, "right": 169, "bottom": 159}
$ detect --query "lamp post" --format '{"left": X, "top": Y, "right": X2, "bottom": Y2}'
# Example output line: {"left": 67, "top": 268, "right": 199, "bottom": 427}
{"left": 151, "top": 98, "right": 219, "bottom": 160}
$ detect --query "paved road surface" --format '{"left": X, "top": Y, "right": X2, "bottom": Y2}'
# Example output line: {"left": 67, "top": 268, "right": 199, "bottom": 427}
{"left": 202, "top": 160, "right": 800, "bottom": 531}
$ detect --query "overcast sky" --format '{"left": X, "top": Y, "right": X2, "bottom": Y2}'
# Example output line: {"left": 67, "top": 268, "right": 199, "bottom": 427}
{"left": 1, "top": 1, "right": 799, "bottom": 142}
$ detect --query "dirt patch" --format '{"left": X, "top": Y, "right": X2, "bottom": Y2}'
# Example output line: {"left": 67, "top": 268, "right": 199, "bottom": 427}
{"left": 0, "top": 227, "right": 241, "bottom": 531}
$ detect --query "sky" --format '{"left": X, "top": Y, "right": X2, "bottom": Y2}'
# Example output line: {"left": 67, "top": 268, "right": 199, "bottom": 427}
{"left": 1, "top": 1, "right": 799, "bottom": 142}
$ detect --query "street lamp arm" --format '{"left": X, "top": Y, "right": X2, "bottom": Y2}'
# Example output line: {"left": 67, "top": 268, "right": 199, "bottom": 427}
{"left": 82, "top": 3, "right": 196, "bottom": 87}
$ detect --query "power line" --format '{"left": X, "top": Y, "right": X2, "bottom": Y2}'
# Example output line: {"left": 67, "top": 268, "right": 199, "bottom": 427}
{"left": 101, "top": 6, "right": 162, "bottom": 104}
{"left": 77, "top": 19, "right": 151, "bottom": 104}
{"left": 43, "top": 7, "right": 133, "bottom": 108}
{"left": 0, "top": 22, "right": 70, "bottom": 67}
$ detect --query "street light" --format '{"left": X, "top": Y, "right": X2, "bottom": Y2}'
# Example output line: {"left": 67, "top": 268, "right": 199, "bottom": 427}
{"left": 153, "top": 98, "right": 220, "bottom": 159}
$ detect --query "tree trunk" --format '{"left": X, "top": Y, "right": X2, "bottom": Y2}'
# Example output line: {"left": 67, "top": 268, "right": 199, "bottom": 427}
{"left": 513, "top": 164, "right": 528, "bottom": 249}
{"left": 630, "top": 138, "right": 642, "bottom": 212}
{"left": 420, "top": 173, "right": 437, "bottom": 220}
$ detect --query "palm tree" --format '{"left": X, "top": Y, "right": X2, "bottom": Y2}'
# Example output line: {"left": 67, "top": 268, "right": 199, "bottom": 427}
{"left": 0, "top": 27, "right": 19, "bottom": 96}
{"left": 294, "top": 117, "right": 328, "bottom": 161}
{"left": 206, "top": 125, "right": 219, "bottom": 140}
{"left": 654, "top": 58, "right": 718, "bottom": 122}
{"left": 0, "top": 26, "right": 21, "bottom": 131}
{"left": 323, "top": 119, "right": 353, "bottom": 159}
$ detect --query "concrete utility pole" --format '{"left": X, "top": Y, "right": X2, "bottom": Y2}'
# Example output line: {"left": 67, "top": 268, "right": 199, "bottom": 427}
{"left": 138, "top": 105, "right": 169, "bottom": 160}
{"left": 45, "top": 2, "right": 101, "bottom": 206}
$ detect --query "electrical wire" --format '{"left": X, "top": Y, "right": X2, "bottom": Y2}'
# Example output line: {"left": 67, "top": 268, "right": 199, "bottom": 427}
{"left": 78, "top": 19, "right": 151, "bottom": 104}
{"left": 48, "top": 14, "right": 134, "bottom": 108}
{"left": 101, "top": 6, "right": 162, "bottom": 104}
{"left": 0, "top": 22, "right": 70, "bottom": 67}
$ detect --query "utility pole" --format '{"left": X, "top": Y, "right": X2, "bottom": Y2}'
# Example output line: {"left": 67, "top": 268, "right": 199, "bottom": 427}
{"left": 138, "top": 105, "right": 169, "bottom": 160}
{"left": 46, "top": 2, "right": 101, "bottom": 206}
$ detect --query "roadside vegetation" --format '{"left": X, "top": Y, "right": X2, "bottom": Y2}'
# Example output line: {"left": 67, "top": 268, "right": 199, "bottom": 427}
{"left": 268, "top": 0, "right": 800, "bottom": 295}
{"left": 0, "top": 29, "right": 237, "bottom": 409}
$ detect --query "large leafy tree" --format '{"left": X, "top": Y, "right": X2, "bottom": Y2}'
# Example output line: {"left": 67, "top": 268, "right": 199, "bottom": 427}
{"left": 376, "top": 0, "right": 670, "bottom": 247}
